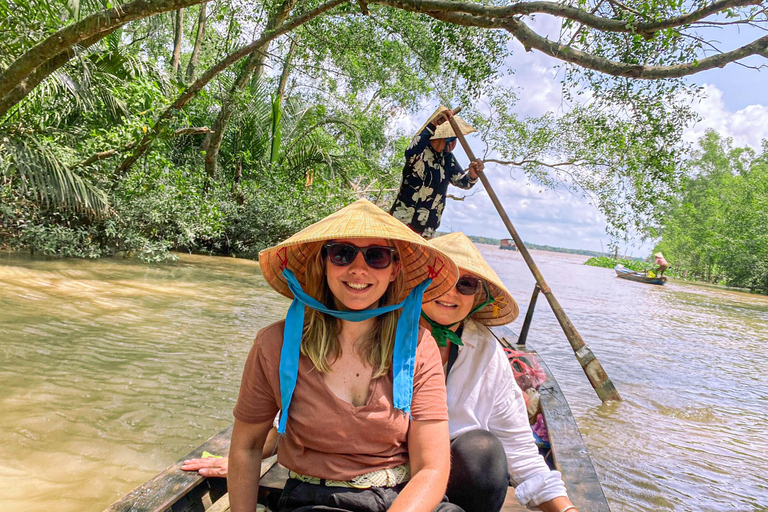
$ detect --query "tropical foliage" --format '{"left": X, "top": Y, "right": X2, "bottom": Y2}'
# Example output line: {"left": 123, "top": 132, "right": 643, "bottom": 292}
{"left": 1, "top": 0, "right": 765, "bottom": 261}
{"left": 653, "top": 131, "right": 768, "bottom": 293}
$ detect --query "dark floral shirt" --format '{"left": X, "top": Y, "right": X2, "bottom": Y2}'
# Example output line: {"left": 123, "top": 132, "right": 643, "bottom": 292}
{"left": 390, "top": 123, "right": 477, "bottom": 238}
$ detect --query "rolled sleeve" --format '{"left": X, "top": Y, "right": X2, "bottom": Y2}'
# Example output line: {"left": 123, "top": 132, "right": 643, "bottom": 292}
{"left": 448, "top": 155, "right": 477, "bottom": 190}
{"left": 488, "top": 350, "right": 568, "bottom": 508}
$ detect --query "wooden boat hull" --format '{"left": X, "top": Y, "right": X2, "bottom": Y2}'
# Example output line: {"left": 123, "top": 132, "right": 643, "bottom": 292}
{"left": 104, "top": 327, "right": 611, "bottom": 512}
{"left": 615, "top": 265, "right": 666, "bottom": 285}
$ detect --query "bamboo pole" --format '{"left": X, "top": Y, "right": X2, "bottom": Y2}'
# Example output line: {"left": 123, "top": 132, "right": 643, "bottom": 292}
{"left": 446, "top": 109, "right": 621, "bottom": 402}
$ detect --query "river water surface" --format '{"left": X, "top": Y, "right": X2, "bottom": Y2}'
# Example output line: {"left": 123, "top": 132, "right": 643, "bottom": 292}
{"left": 1, "top": 248, "right": 766, "bottom": 511}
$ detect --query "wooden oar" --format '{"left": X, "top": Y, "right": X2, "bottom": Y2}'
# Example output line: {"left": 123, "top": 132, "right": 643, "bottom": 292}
{"left": 446, "top": 108, "right": 621, "bottom": 402}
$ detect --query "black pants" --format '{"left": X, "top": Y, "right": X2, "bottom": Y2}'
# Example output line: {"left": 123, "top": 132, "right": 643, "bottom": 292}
{"left": 278, "top": 479, "right": 464, "bottom": 512}
{"left": 446, "top": 429, "right": 510, "bottom": 512}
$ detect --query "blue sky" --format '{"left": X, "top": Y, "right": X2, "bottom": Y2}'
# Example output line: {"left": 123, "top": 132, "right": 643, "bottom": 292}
{"left": 397, "top": 18, "right": 768, "bottom": 257}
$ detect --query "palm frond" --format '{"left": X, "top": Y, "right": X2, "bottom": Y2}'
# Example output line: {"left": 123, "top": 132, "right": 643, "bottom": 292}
{"left": 5, "top": 134, "right": 109, "bottom": 217}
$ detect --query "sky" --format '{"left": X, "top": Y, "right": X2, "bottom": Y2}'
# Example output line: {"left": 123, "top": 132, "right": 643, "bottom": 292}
{"left": 395, "top": 16, "right": 768, "bottom": 257}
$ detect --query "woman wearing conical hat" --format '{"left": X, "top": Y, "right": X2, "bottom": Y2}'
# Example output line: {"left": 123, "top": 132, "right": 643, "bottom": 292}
{"left": 421, "top": 232, "right": 575, "bottom": 512}
{"left": 227, "top": 199, "right": 464, "bottom": 512}
{"left": 391, "top": 107, "right": 484, "bottom": 239}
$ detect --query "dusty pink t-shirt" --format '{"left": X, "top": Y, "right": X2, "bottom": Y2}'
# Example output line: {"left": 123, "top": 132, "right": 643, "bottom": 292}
{"left": 233, "top": 321, "right": 448, "bottom": 481}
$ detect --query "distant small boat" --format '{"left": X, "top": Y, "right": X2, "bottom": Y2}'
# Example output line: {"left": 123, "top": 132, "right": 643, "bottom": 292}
{"left": 615, "top": 264, "right": 667, "bottom": 285}
{"left": 499, "top": 238, "right": 517, "bottom": 251}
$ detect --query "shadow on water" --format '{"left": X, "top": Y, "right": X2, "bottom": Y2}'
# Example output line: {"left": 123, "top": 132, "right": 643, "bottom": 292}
{"left": 2, "top": 249, "right": 767, "bottom": 511}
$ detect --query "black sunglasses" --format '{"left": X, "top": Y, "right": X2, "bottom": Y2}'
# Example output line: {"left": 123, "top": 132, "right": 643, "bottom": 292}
{"left": 455, "top": 276, "right": 483, "bottom": 296}
{"left": 324, "top": 242, "right": 397, "bottom": 269}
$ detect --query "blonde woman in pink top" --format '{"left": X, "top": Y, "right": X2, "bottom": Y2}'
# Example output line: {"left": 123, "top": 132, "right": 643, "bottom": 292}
{"left": 225, "top": 200, "right": 464, "bottom": 512}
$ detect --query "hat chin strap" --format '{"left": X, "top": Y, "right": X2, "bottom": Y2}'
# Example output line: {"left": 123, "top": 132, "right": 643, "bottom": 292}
{"left": 278, "top": 268, "right": 431, "bottom": 434}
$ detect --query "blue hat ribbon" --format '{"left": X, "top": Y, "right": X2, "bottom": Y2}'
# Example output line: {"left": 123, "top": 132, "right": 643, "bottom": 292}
{"left": 277, "top": 268, "right": 431, "bottom": 434}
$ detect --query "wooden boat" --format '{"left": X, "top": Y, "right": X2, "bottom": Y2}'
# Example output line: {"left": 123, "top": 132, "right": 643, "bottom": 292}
{"left": 615, "top": 264, "right": 667, "bottom": 285}
{"left": 103, "top": 325, "right": 610, "bottom": 512}
{"left": 499, "top": 238, "right": 517, "bottom": 251}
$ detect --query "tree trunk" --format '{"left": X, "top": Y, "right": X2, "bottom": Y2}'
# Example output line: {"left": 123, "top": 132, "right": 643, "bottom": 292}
{"left": 202, "top": 0, "right": 298, "bottom": 182}
{"left": 171, "top": 8, "right": 185, "bottom": 76}
{"left": 114, "top": 0, "right": 345, "bottom": 175}
{"left": 276, "top": 39, "right": 297, "bottom": 100}
{"left": 185, "top": 2, "right": 208, "bottom": 83}
{"left": 270, "top": 38, "right": 298, "bottom": 164}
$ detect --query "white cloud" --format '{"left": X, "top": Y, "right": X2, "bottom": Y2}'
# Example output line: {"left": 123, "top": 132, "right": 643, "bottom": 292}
{"left": 438, "top": 169, "right": 610, "bottom": 252}
{"left": 684, "top": 84, "right": 768, "bottom": 150}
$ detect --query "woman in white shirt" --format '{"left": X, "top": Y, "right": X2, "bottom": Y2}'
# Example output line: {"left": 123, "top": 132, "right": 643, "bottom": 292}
{"left": 421, "top": 232, "right": 576, "bottom": 512}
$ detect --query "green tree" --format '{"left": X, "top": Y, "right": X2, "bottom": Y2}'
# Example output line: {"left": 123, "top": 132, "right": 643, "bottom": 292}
{"left": 655, "top": 132, "right": 768, "bottom": 293}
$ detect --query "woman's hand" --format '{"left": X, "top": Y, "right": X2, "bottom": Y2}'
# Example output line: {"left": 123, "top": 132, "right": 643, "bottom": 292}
{"left": 182, "top": 457, "right": 229, "bottom": 477}
{"left": 181, "top": 425, "right": 279, "bottom": 478}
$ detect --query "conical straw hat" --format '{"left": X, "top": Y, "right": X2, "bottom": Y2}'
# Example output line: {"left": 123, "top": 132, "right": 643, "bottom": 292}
{"left": 415, "top": 105, "right": 476, "bottom": 140}
{"left": 259, "top": 199, "right": 459, "bottom": 303}
{"left": 429, "top": 232, "right": 519, "bottom": 326}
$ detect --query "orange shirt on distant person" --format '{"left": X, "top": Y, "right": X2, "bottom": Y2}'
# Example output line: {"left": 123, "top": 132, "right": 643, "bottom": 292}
{"left": 233, "top": 321, "right": 448, "bottom": 481}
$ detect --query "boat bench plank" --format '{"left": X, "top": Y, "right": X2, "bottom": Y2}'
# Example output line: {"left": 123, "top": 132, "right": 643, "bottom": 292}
{"left": 489, "top": 325, "right": 611, "bottom": 512}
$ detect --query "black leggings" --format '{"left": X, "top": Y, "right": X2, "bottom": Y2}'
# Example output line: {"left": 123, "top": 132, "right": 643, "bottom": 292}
{"left": 446, "top": 429, "right": 510, "bottom": 512}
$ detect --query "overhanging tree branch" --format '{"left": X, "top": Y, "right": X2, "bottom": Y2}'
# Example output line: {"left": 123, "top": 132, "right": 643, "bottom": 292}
{"left": 499, "top": 16, "right": 768, "bottom": 78}
{"left": 3, "top": 0, "right": 766, "bottom": 119}
{"left": 0, "top": 31, "right": 108, "bottom": 119}
{"left": 0, "top": 0, "right": 209, "bottom": 102}
{"left": 416, "top": 8, "right": 768, "bottom": 79}
{"left": 372, "top": 0, "right": 763, "bottom": 36}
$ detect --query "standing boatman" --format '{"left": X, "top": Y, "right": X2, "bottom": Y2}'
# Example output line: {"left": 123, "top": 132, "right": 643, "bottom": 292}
{"left": 391, "top": 107, "right": 484, "bottom": 239}
{"left": 654, "top": 252, "right": 670, "bottom": 277}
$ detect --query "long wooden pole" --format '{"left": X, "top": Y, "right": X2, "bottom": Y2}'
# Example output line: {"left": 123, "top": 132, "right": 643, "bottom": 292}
{"left": 447, "top": 110, "right": 621, "bottom": 402}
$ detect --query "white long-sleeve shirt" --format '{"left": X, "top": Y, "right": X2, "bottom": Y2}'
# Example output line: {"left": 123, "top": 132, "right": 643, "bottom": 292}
{"left": 446, "top": 319, "right": 569, "bottom": 509}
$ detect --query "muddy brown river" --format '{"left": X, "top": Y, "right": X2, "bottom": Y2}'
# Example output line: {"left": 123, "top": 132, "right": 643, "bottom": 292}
{"left": 1, "top": 248, "right": 766, "bottom": 511}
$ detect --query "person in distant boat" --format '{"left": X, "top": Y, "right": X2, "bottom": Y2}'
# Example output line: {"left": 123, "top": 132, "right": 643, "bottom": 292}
{"left": 420, "top": 232, "right": 576, "bottom": 512}
{"left": 225, "top": 199, "right": 463, "bottom": 512}
{"left": 390, "top": 107, "right": 484, "bottom": 239}
{"left": 653, "top": 252, "right": 669, "bottom": 277}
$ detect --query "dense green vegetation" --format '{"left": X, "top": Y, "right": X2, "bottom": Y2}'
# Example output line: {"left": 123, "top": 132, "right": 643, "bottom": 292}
{"left": 584, "top": 256, "right": 647, "bottom": 272}
{"left": 1, "top": 0, "right": 765, "bottom": 262}
{"left": 652, "top": 132, "right": 768, "bottom": 293}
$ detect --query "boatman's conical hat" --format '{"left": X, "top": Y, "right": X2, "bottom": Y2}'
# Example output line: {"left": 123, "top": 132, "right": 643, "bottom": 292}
{"left": 259, "top": 199, "right": 460, "bottom": 303}
{"left": 429, "top": 232, "right": 519, "bottom": 326}
{"left": 416, "top": 105, "right": 477, "bottom": 140}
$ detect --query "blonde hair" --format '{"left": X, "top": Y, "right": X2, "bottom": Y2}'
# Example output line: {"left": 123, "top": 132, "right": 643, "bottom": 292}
{"left": 300, "top": 242, "right": 406, "bottom": 378}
